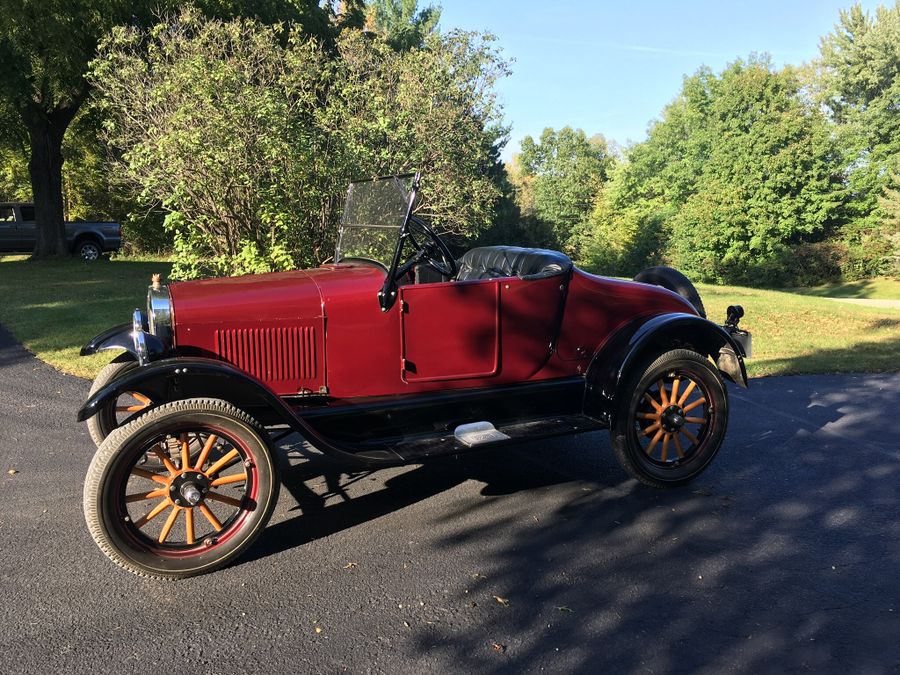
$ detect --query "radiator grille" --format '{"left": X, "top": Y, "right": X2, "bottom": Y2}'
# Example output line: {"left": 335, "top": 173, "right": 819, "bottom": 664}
{"left": 215, "top": 326, "right": 317, "bottom": 383}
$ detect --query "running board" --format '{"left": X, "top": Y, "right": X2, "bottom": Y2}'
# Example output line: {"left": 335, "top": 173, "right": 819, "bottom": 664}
{"left": 351, "top": 414, "right": 605, "bottom": 463}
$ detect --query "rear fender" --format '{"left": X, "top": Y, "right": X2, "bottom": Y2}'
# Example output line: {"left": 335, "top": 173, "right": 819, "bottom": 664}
{"left": 584, "top": 313, "right": 748, "bottom": 426}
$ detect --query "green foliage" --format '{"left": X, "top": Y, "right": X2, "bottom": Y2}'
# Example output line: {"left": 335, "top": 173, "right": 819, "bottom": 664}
{"left": 584, "top": 58, "right": 845, "bottom": 286}
{"left": 818, "top": 1, "right": 900, "bottom": 278}
{"left": 366, "top": 0, "right": 441, "bottom": 50}
{"left": 91, "top": 9, "right": 508, "bottom": 279}
{"left": 516, "top": 127, "right": 614, "bottom": 254}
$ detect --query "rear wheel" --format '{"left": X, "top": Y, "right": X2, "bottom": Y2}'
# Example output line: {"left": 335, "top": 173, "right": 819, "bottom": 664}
{"left": 86, "top": 355, "right": 152, "bottom": 447}
{"left": 610, "top": 349, "right": 727, "bottom": 487}
{"left": 76, "top": 239, "right": 102, "bottom": 261}
{"left": 83, "top": 398, "right": 279, "bottom": 579}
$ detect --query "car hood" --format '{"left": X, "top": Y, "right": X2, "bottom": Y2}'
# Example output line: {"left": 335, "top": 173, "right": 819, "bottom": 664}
{"left": 168, "top": 264, "right": 385, "bottom": 325}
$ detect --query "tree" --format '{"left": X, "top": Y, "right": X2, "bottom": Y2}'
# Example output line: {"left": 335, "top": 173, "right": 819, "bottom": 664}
{"left": 92, "top": 10, "right": 509, "bottom": 278}
{"left": 818, "top": 1, "right": 900, "bottom": 277}
{"left": 516, "top": 127, "right": 613, "bottom": 253}
{"left": 585, "top": 57, "right": 845, "bottom": 285}
{"left": 366, "top": 0, "right": 441, "bottom": 50}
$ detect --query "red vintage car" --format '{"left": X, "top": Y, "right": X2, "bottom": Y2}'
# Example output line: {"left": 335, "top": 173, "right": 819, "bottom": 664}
{"left": 78, "top": 174, "right": 751, "bottom": 578}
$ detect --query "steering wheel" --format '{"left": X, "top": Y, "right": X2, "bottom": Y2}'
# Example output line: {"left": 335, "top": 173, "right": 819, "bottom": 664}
{"left": 394, "top": 217, "right": 458, "bottom": 280}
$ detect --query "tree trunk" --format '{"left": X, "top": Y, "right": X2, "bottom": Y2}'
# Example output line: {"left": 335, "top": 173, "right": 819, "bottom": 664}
{"left": 26, "top": 109, "right": 73, "bottom": 257}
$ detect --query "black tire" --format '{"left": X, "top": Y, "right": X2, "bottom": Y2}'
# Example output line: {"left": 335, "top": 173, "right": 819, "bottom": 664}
{"left": 76, "top": 238, "right": 102, "bottom": 261}
{"left": 633, "top": 266, "right": 706, "bottom": 318}
{"left": 83, "top": 398, "right": 280, "bottom": 579}
{"left": 86, "top": 355, "right": 144, "bottom": 447}
{"left": 610, "top": 349, "right": 727, "bottom": 488}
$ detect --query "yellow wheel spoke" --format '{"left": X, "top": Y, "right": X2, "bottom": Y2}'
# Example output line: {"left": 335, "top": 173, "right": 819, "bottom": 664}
{"left": 134, "top": 498, "right": 171, "bottom": 529}
{"left": 211, "top": 473, "right": 247, "bottom": 487}
{"left": 670, "top": 378, "right": 680, "bottom": 405}
{"left": 658, "top": 380, "right": 668, "bottom": 405}
{"left": 158, "top": 506, "right": 181, "bottom": 544}
{"left": 180, "top": 434, "right": 191, "bottom": 471}
{"left": 643, "top": 393, "right": 662, "bottom": 412}
{"left": 636, "top": 412, "right": 658, "bottom": 420}
{"left": 198, "top": 504, "right": 223, "bottom": 531}
{"left": 154, "top": 446, "right": 179, "bottom": 476}
{"left": 684, "top": 416, "right": 706, "bottom": 424}
{"left": 681, "top": 428, "right": 700, "bottom": 445}
{"left": 206, "top": 491, "right": 243, "bottom": 508}
{"left": 673, "top": 433, "right": 684, "bottom": 458}
{"left": 117, "top": 404, "right": 146, "bottom": 413}
{"left": 205, "top": 449, "right": 240, "bottom": 477}
{"left": 131, "top": 468, "right": 169, "bottom": 485}
{"left": 683, "top": 397, "right": 706, "bottom": 414}
{"left": 661, "top": 433, "right": 670, "bottom": 461}
{"left": 642, "top": 421, "right": 661, "bottom": 436}
{"left": 125, "top": 488, "right": 166, "bottom": 503}
{"left": 646, "top": 428, "right": 664, "bottom": 455}
{"left": 194, "top": 434, "right": 218, "bottom": 471}
{"left": 677, "top": 381, "right": 697, "bottom": 406}
{"left": 132, "top": 392, "right": 152, "bottom": 406}
{"left": 185, "top": 507, "right": 195, "bottom": 545}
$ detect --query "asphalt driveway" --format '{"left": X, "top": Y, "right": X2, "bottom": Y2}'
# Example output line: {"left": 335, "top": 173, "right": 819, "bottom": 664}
{"left": 0, "top": 324, "right": 898, "bottom": 674}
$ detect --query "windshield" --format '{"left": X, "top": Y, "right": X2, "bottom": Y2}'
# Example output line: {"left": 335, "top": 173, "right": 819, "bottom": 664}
{"left": 335, "top": 175, "right": 413, "bottom": 267}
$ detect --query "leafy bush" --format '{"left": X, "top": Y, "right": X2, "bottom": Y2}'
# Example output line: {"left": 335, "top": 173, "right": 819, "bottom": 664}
{"left": 91, "top": 9, "right": 508, "bottom": 279}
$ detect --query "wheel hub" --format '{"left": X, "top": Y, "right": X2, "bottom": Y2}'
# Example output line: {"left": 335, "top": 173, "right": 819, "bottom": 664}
{"left": 660, "top": 405, "right": 686, "bottom": 432}
{"left": 170, "top": 471, "right": 210, "bottom": 507}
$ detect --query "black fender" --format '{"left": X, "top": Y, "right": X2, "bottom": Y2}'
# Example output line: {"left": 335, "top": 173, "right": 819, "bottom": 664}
{"left": 80, "top": 322, "right": 166, "bottom": 361}
{"left": 584, "top": 312, "right": 748, "bottom": 426}
{"left": 75, "top": 357, "right": 388, "bottom": 468}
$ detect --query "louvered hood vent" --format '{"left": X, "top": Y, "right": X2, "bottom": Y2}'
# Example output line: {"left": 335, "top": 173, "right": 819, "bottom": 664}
{"left": 215, "top": 326, "right": 317, "bottom": 384}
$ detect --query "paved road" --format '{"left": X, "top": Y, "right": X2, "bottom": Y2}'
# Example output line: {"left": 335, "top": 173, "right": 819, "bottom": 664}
{"left": 1, "top": 325, "right": 898, "bottom": 674}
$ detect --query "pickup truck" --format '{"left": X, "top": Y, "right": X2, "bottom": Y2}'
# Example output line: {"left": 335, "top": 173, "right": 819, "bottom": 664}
{"left": 0, "top": 202, "right": 122, "bottom": 260}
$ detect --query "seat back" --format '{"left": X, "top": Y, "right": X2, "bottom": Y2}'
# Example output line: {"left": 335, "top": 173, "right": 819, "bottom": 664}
{"left": 455, "top": 246, "right": 573, "bottom": 282}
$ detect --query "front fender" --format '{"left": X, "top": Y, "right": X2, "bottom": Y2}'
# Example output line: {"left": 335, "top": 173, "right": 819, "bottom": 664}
{"left": 76, "top": 357, "right": 296, "bottom": 424}
{"left": 584, "top": 312, "right": 748, "bottom": 425}
{"left": 75, "top": 357, "right": 388, "bottom": 468}
{"left": 80, "top": 322, "right": 166, "bottom": 362}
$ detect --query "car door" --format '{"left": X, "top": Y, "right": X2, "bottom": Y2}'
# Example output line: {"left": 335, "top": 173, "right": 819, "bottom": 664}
{"left": 0, "top": 205, "right": 18, "bottom": 250}
{"left": 399, "top": 279, "right": 500, "bottom": 382}
{"left": 14, "top": 205, "right": 36, "bottom": 250}
{"left": 398, "top": 273, "right": 567, "bottom": 384}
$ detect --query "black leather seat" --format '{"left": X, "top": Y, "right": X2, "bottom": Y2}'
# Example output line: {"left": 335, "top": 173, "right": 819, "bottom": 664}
{"left": 455, "top": 246, "right": 573, "bottom": 282}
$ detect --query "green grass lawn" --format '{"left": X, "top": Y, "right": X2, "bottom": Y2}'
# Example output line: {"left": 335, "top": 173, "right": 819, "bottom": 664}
{"left": 0, "top": 255, "right": 172, "bottom": 378}
{"left": 787, "top": 277, "right": 900, "bottom": 300}
{"left": 0, "top": 255, "right": 897, "bottom": 380}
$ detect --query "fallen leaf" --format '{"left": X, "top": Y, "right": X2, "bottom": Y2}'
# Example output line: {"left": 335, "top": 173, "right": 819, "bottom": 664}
{"left": 403, "top": 621, "right": 410, "bottom": 628}
{"left": 491, "top": 642, "right": 506, "bottom": 653}
{"left": 7, "top": 469, "right": 18, "bottom": 475}
{"left": 343, "top": 562, "right": 358, "bottom": 569}
{"left": 471, "top": 572, "right": 486, "bottom": 579}
{"left": 314, "top": 626, "right": 323, "bottom": 634}
{"left": 493, "top": 596, "right": 509, "bottom": 607}
{"left": 556, "top": 606, "right": 573, "bottom": 613}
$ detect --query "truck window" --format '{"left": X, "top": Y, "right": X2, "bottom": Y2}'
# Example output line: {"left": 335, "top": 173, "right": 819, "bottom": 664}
{"left": 19, "top": 205, "right": 35, "bottom": 221}
{"left": 0, "top": 207, "right": 14, "bottom": 223}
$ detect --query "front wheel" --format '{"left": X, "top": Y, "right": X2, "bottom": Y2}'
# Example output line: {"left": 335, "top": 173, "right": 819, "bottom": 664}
{"left": 83, "top": 398, "right": 279, "bottom": 579}
{"left": 86, "top": 356, "right": 151, "bottom": 447}
{"left": 610, "top": 349, "right": 728, "bottom": 488}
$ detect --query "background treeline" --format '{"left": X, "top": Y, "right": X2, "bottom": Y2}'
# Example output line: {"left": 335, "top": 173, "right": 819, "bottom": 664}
{"left": 1, "top": 1, "right": 898, "bottom": 285}
{"left": 510, "top": 3, "right": 900, "bottom": 285}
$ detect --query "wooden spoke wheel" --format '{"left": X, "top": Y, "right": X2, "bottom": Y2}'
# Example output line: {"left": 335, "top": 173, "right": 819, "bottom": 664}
{"left": 611, "top": 349, "right": 728, "bottom": 487}
{"left": 87, "top": 357, "right": 153, "bottom": 447}
{"left": 84, "top": 399, "right": 279, "bottom": 579}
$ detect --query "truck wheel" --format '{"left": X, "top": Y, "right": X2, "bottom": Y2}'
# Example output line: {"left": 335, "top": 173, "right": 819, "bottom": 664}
{"left": 610, "top": 349, "right": 727, "bottom": 488}
{"left": 83, "top": 398, "right": 279, "bottom": 579}
{"left": 86, "top": 355, "right": 150, "bottom": 447}
{"left": 76, "top": 239, "right": 102, "bottom": 261}
{"left": 633, "top": 266, "right": 706, "bottom": 318}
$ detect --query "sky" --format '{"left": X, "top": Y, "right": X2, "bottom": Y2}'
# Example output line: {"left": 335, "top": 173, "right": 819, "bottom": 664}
{"left": 437, "top": 0, "right": 887, "bottom": 159}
